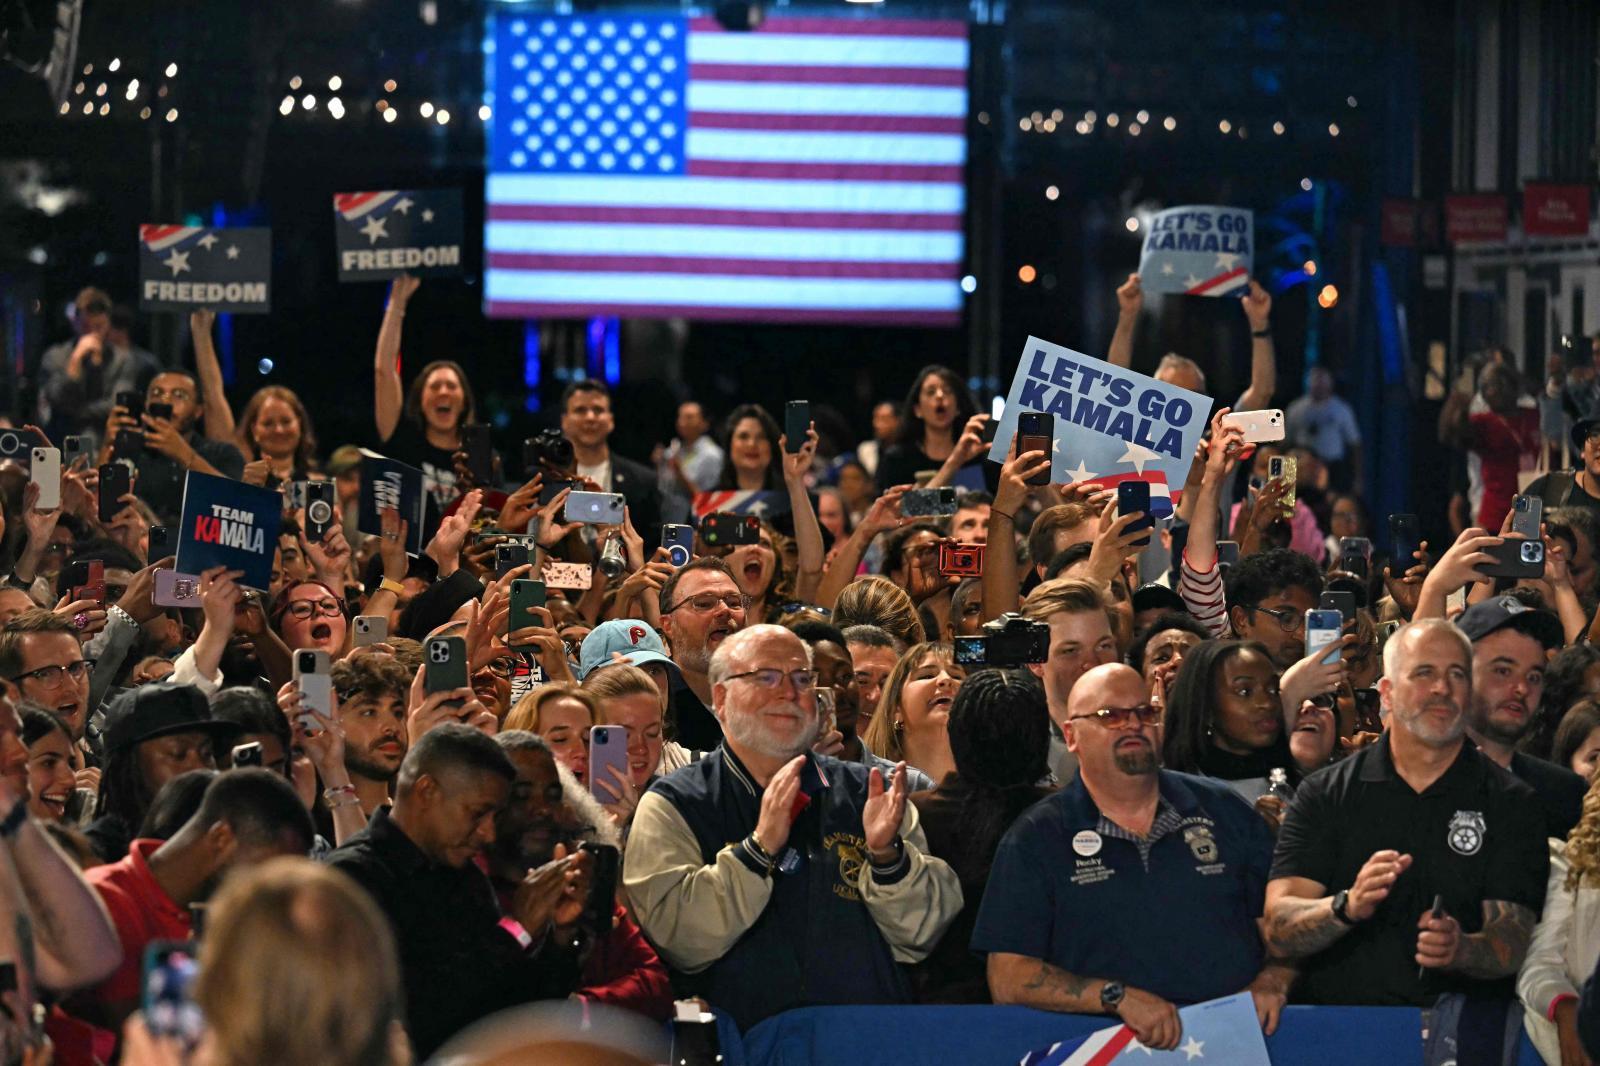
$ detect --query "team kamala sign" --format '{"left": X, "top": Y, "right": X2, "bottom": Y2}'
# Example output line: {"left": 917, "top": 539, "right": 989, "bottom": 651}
{"left": 1137, "top": 205, "right": 1253, "bottom": 298}
{"left": 139, "top": 226, "right": 272, "bottom": 312}
{"left": 334, "top": 189, "right": 465, "bottom": 281}
{"left": 173, "top": 472, "right": 284, "bottom": 591}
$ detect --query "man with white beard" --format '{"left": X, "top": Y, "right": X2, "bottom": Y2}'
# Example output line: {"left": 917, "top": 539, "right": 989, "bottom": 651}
{"left": 623, "top": 624, "right": 962, "bottom": 1031}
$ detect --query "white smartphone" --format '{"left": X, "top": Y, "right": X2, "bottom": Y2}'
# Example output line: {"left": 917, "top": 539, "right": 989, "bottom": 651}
{"left": 30, "top": 448, "right": 61, "bottom": 510}
{"left": 1219, "top": 409, "right": 1285, "bottom": 444}
{"left": 353, "top": 615, "right": 389, "bottom": 646}
{"left": 292, "top": 649, "right": 332, "bottom": 731}
{"left": 1305, "top": 609, "right": 1343, "bottom": 667}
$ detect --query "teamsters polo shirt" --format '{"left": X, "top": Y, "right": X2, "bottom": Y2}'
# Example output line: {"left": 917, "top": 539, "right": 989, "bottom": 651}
{"left": 1269, "top": 733, "right": 1548, "bottom": 1006}
{"left": 971, "top": 769, "right": 1273, "bottom": 1005}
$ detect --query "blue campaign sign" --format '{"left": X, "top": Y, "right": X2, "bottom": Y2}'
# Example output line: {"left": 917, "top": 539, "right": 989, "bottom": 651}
{"left": 139, "top": 225, "right": 272, "bottom": 313}
{"left": 334, "top": 190, "right": 465, "bottom": 281}
{"left": 1137, "top": 205, "right": 1253, "bottom": 298}
{"left": 357, "top": 449, "right": 426, "bottom": 555}
{"left": 987, "top": 337, "right": 1213, "bottom": 517}
{"left": 173, "top": 472, "right": 284, "bottom": 591}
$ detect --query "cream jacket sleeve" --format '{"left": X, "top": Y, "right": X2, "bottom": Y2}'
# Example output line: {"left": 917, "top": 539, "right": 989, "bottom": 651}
{"left": 622, "top": 790, "right": 774, "bottom": 974}
{"left": 1519, "top": 839, "right": 1576, "bottom": 1016}
{"left": 856, "top": 799, "right": 963, "bottom": 964}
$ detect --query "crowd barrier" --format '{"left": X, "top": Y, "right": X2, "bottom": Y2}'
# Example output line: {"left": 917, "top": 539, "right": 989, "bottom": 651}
{"left": 700, "top": 1004, "right": 1551, "bottom": 1065}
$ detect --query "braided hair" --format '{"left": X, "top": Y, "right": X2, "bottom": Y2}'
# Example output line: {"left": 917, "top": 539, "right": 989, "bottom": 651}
{"left": 945, "top": 668, "right": 1051, "bottom": 869}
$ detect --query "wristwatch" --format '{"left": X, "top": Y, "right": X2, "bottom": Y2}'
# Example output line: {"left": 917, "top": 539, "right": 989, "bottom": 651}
{"left": 1099, "top": 980, "right": 1125, "bottom": 1012}
{"left": 1330, "top": 889, "right": 1357, "bottom": 925}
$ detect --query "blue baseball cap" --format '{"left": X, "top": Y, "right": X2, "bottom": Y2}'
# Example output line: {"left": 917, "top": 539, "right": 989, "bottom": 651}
{"left": 578, "top": 619, "right": 680, "bottom": 681}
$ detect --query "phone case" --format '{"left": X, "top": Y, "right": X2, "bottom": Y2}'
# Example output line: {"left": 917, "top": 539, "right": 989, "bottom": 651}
{"left": 495, "top": 543, "right": 531, "bottom": 577}
{"left": 1389, "top": 514, "right": 1421, "bottom": 563}
{"left": 148, "top": 526, "right": 173, "bottom": 562}
{"left": 1268, "top": 456, "right": 1297, "bottom": 514}
{"left": 1319, "top": 591, "right": 1356, "bottom": 625}
{"left": 30, "top": 448, "right": 61, "bottom": 510}
{"left": 1016, "top": 412, "right": 1054, "bottom": 486}
{"left": 1479, "top": 539, "right": 1545, "bottom": 579}
{"left": 661, "top": 524, "right": 695, "bottom": 566}
{"left": 1305, "top": 610, "right": 1343, "bottom": 665}
{"left": 69, "top": 560, "right": 105, "bottom": 605}
{"left": 784, "top": 402, "right": 810, "bottom": 453}
{"left": 1220, "top": 409, "right": 1286, "bottom": 444}
{"left": 509, "top": 580, "right": 546, "bottom": 637}
{"left": 901, "top": 487, "right": 957, "bottom": 517}
{"left": 588, "top": 726, "right": 631, "bottom": 803}
{"left": 304, "top": 482, "right": 336, "bottom": 540}
{"left": 98, "top": 464, "right": 132, "bottom": 523}
{"left": 1510, "top": 495, "right": 1543, "bottom": 539}
{"left": 542, "top": 561, "right": 593, "bottom": 589}
{"left": 464, "top": 424, "right": 493, "bottom": 482}
{"left": 701, "top": 512, "right": 760, "bottom": 546}
{"left": 564, "top": 491, "right": 626, "bottom": 525}
{"left": 153, "top": 570, "right": 203, "bottom": 608}
{"left": 424, "top": 636, "right": 468, "bottom": 694}
{"left": 293, "top": 650, "right": 332, "bottom": 720}
{"left": 1117, "top": 482, "right": 1153, "bottom": 545}
{"left": 353, "top": 615, "right": 389, "bottom": 646}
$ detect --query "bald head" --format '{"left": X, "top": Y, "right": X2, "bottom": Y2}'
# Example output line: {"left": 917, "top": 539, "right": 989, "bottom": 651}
{"left": 1064, "top": 662, "right": 1160, "bottom": 782}
{"left": 1066, "top": 662, "right": 1147, "bottom": 720}
{"left": 708, "top": 624, "right": 811, "bottom": 686}
{"left": 709, "top": 624, "right": 819, "bottom": 760}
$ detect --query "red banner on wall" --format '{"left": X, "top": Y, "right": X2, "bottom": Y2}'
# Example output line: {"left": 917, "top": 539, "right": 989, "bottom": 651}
{"left": 1445, "top": 194, "right": 1508, "bottom": 243}
{"left": 1380, "top": 199, "right": 1418, "bottom": 247}
{"left": 1523, "top": 183, "right": 1591, "bottom": 237}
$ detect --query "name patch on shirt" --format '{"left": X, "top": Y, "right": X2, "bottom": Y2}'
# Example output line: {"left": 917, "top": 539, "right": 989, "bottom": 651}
{"left": 1070, "top": 857, "right": 1115, "bottom": 886}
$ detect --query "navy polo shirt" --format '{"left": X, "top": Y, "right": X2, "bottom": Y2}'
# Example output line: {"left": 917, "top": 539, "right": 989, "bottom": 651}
{"left": 970, "top": 770, "right": 1273, "bottom": 1005}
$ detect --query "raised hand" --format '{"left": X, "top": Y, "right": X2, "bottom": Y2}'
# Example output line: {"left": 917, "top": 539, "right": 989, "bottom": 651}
{"left": 862, "top": 761, "right": 909, "bottom": 858}
{"left": 1116, "top": 273, "right": 1144, "bottom": 317}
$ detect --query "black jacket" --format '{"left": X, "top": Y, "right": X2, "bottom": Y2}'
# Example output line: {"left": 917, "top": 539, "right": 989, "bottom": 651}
{"left": 326, "top": 807, "right": 580, "bottom": 1057}
{"left": 609, "top": 452, "right": 662, "bottom": 550}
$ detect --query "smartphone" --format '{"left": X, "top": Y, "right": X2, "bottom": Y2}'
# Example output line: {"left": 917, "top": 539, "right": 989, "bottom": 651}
{"left": 509, "top": 579, "right": 546, "bottom": 641}
{"left": 563, "top": 490, "right": 626, "bottom": 525}
{"left": 230, "top": 741, "right": 263, "bottom": 768}
{"left": 1479, "top": 538, "right": 1546, "bottom": 579}
{"left": 113, "top": 428, "right": 144, "bottom": 458}
{"left": 1117, "top": 481, "right": 1153, "bottom": 546}
{"left": 1319, "top": 590, "right": 1356, "bottom": 626}
{"left": 1219, "top": 409, "right": 1286, "bottom": 444}
{"left": 1305, "top": 609, "right": 1343, "bottom": 665}
{"left": 1016, "top": 412, "right": 1054, "bottom": 487}
{"left": 901, "top": 486, "right": 957, "bottom": 517}
{"left": 784, "top": 401, "right": 810, "bottom": 453}
{"left": 579, "top": 842, "right": 620, "bottom": 934}
{"left": 1353, "top": 687, "right": 1383, "bottom": 732}
{"left": 142, "top": 941, "right": 203, "bottom": 1045}
{"left": 700, "top": 512, "right": 760, "bottom": 547}
{"left": 588, "top": 725, "right": 630, "bottom": 803}
{"left": 304, "top": 482, "right": 337, "bottom": 541}
{"left": 1267, "top": 455, "right": 1297, "bottom": 514}
{"left": 938, "top": 540, "right": 984, "bottom": 577}
{"left": 1338, "top": 537, "right": 1371, "bottom": 581}
{"left": 98, "top": 462, "right": 132, "bottom": 523}
{"left": 1216, "top": 540, "right": 1241, "bottom": 570}
{"left": 1376, "top": 619, "right": 1401, "bottom": 646}
{"left": 62, "top": 434, "right": 91, "bottom": 468}
{"left": 1389, "top": 513, "right": 1421, "bottom": 568}
{"left": 542, "top": 561, "right": 593, "bottom": 589}
{"left": 147, "top": 401, "right": 175, "bottom": 422}
{"left": 66, "top": 559, "right": 105, "bottom": 605}
{"left": 148, "top": 525, "right": 174, "bottom": 562}
{"left": 537, "top": 478, "right": 582, "bottom": 507}
{"left": 116, "top": 390, "right": 144, "bottom": 421}
{"left": 1511, "top": 494, "right": 1543, "bottom": 539}
{"left": 30, "top": 447, "right": 61, "bottom": 510}
{"left": 353, "top": 615, "right": 389, "bottom": 646}
{"left": 463, "top": 423, "right": 494, "bottom": 483}
{"left": 153, "top": 569, "right": 203, "bottom": 608}
{"left": 496, "top": 542, "right": 531, "bottom": 578}
{"left": 661, "top": 523, "right": 695, "bottom": 567}
{"left": 424, "top": 636, "right": 468, "bottom": 695}
{"left": 293, "top": 649, "right": 332, "bottom": 732}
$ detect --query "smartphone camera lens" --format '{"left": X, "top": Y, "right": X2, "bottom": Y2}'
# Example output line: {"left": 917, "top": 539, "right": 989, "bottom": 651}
{"left": 1522, "top": 541, "right": 1543, "bottom": 563}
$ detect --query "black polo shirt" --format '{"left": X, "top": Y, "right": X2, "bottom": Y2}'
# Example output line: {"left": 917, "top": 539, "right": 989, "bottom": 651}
{"left": 1508, "top": 750, "right": 1586, "bottom": 840}
{"left": 1269, "top": 733, "right": 1548, "bottom": 1006}
{"left": 971, "top": 770, "right": 1273, "bottom": 1005}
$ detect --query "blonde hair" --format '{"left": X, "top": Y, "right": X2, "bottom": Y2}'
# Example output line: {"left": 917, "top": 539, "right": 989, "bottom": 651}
{"left": 1021, "top": 576, "right": 1108, "bottom": 626}
{"left": 1568, "top": 774, "right": 1600, "bottom": 891}
{"left": 195, "top": 857, "right": 405, "bottom": 1066}
{"left": 862, "top": 641, "right": 955, "bottom": 762}
{"left": 505, "top": 684, "right": 598, "bottom": 734}
{"left": 834, "top": 576, "right": 923, "bottom": 649}
{"left": 582, "top": 664, "right": 660, "bottom": 716}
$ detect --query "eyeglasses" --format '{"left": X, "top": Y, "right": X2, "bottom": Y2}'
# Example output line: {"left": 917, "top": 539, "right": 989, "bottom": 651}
{"left": 1068, "top": 704, "right": 1162, "bottom": 730}
{"left": 147, "top": 387, "right": 193, "bottom": 403}
{"left": 10, "top": 659, "right": 95, "bottom": 686}
{"left": 778, "top": 603, "right": 831, "bottom": 616}
{"left": 665, "top": 593, "right": 751, "bottom": 615}
{"left": 725, "top": 668, "right": 816, "bottom": 693}
{"left": 1246, "top": 605, "right": 1306, "bottom": 633}
{"left": 482, "top": 655, "right": 522, "bottom": 678}
{"left": 284, "top": 598, "right": 344, "bottom": 620}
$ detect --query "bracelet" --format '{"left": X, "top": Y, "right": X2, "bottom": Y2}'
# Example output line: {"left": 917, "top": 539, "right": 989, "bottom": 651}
{"left": 108, "top": 604, "right": 136, "bottom": 629}
{"left": 0, "top": 802, "right": 28, "bottom": 839}
{"left": 992, "top": 509, "right": 1015, "bottom": 523}
{"left": 1251, "top": 328, "right": 1272, "bottom": 338}
{"left": 323, "top": 784, "right": 357, "bottom": 802}
{"left": 378, "top": 577, "right": 405, "bottom": 595}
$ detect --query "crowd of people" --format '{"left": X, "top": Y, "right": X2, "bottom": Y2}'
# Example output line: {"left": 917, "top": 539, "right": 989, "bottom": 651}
{"left": 4, "top": 277, "right": 1600, "bottom": 1064}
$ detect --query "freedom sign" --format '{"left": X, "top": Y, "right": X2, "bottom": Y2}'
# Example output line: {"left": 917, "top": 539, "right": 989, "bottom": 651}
{"left": 173, "top": 472, "right": 284, "bottom": 591}
{"left": 987, "top": 338, "right": 1213, "bottom": 517}
{"left": 334, "top": 189, "right": 465, "bottom": 281}
{"left": 139, "top": 226, "right": 272, "bottom": 313}
{"left": 1137, "top": 205, "right": 1253, "bottom": 298}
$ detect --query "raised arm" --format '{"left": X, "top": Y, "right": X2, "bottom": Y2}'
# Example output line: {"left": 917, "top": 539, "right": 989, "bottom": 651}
{"left": 781, "top": 425, "right": 825, "bottom": 604}
{"left": 924, "top": 414, "right": 989, "bottom": 490}
{"left": 815, "top": 486, "right": 907, "bottom": 610}
{"left": 1438, "top": 387, "right": 1473, "bottom": 450}
{"left": 374, "top": 275, "right": 419, "bottom": 443}
{"left": 1237, "top": 280, "right": 1277, "bottom": 411}
{"left": 981, "top": 445, "right": 1049, "bottom": 622}
{"left": 7, "top": 812, "right": 120, "bottom": 991}
{"left": 190, "top": 309, "right": 237, "bottom": 443}
{"left": 1106, "top": 273, "right": 1142, "bottom": 368}
{"left": 1181, "top": 409, "right": 1244, "bottom": 574}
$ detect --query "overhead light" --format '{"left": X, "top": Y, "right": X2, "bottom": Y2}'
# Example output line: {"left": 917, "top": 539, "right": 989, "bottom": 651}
{"left": 278, "top": 95, "right": 294, "bottom": 115}
{"left": 478, "top": 104, "right": 492, "bottom": 121}
{"left": 1300, "top": 177, "right": 1313, "bottom": 191}
{"left": 1162, "top": 116, "right": 1176, "bottom": 130}
{"left": 1318, "top": 284, "right": 1339, "bottom": 309}
{"left": 165, "top": 62, "right": 178, "bottom": 77}
{"left": 384, "top": 79, "right": 397, "bottom": 92}
{"left": 301, "top": 93, "right": 316, "bottom": 110}
{"left": 1106, "top": 112, "right": 1120, "bottom": 127}
{"left": 164, "top": 108, "right": 178, "bottom": 122}
{"left": 1272, "top": 121, "right": 1285, "bottom": 135}
{"left": 1045, "top": 185, "right": 1059, "bottom": 201}
{"left": 960, "top": 275, "right": 977, "bottom": 293}
{"left": 1017, "top": 264, "right": 1037, "bottom": 284}
{"left": 290, "top": 76, "right": 302, "bottom": 90}
{"left": 1124, "top": 216, "right": 1140, "bottom": 232}
{"left": 108, "top": 57, "right": 120, "bottom": 72}
{"left": 419, "top": 101, "right": 434, "bottom": 117}
{"left": 327, "top": 75, "right": 342, "bottom": 91}
{"left": 435, "top": 108, "right": 450, "bottom": 124}
{"left": 1218, "top": 119, "right": 1232, "bottom": 133}
{"left": 382, "top": 108, "right": 397, "bottom": 124}
{"left": 1328, "top": 123, "right": 1341, "bottom": 137}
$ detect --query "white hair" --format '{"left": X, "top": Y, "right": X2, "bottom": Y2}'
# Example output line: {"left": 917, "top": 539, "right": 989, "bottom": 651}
{"left": 1382, "top": 617, "right": 1473, "bottom": 679}
{"left": 707, "top": 624, "right": 811, "bottom": 686}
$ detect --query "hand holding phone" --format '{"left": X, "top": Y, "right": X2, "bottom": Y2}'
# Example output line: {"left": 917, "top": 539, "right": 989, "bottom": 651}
{"left": 30, "top": 447, "right": 61, "bottom": 510}
{"left": 1117, "top": 481, "right": 1153, "bottom": 546}
{"left": 1016, "top": 412, "right": 1054, "bottom": 487}
{"left": 784, "top": 401, "right": 811, "bottom": 454}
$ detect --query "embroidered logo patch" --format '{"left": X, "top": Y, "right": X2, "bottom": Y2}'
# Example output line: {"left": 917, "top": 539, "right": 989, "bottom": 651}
{"left": 1447, "top": 810, "right": 1485, "bottom": 856}
{"left": 1183, "top": 825, "right": 1218, "bottom": 863}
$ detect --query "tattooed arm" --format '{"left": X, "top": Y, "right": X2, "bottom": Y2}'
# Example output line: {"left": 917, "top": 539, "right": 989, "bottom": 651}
{"left": 1265, "top": 851, "right": 1414, "bottom": 958}
{"left": 988, "top": 953, "right": 1183, "bottom": 1050}
{"left": 1423, "top": 900, "right": 1537, "bottom": 980}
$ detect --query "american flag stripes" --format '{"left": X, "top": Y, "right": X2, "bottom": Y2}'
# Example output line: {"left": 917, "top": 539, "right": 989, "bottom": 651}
{"left": 484, "top": 14, "right": 969, "bottom": 325}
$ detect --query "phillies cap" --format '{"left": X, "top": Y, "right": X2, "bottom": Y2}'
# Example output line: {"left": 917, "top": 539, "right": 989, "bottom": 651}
{"left": 101, "top": 682, "right": 240, "bottom": 755}
{"left": 578, "top": 619, "right": 679, "bottom": 681}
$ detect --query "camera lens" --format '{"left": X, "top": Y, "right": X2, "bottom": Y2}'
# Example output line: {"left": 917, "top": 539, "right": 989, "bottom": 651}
{"left": 0, "top": 433, "right": 16, "bottom": 454}
{"left": 1522, "top": 541, "right": 1541, "bottom": 562}
{"left": 308, "top": 500, "right": 332, "bottom": 524}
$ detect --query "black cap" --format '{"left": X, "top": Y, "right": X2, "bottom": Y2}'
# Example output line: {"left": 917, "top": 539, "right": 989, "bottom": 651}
{"left": 1132, "top": 583, "right": 1186, "bottom": 616}
{"left": 1572, "top": 418, "right": 1600, "bottom": 454}
{"left": 101, "top": 683, "right": 240, "bottom": 755}
{"left": 1455, "top": 595, "right": 1564, "bottom": 651}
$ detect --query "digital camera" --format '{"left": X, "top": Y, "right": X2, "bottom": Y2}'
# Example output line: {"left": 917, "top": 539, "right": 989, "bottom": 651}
{"left": 938, "top": 540, "right": 984, "bottom": 578}
{"left": 523, "top": 428, "right": 575, "bottom": 473}
{"left": 952, "top": 612, "right": 1050, "bottom": 667}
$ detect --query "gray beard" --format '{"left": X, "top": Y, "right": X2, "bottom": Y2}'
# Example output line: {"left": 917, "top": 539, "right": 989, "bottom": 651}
{"left": 722, "top": 703, "right": 820, "bottom": 760}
